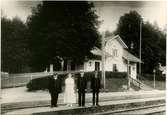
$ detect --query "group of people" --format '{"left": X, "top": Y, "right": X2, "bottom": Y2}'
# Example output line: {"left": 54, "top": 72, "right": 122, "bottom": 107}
{"left": 48, "top": 70, "right": 101, "bottom": 108}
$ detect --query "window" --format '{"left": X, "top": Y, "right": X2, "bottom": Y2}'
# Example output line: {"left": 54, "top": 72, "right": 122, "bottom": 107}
{"left": 89, "top": 62, "right": 92, "bottom": 66}
{"left": 113, "top": 49, "right": 118, "bottom": 57}
{"left": 133, "top": 66, "right": 135, "bottom": 71}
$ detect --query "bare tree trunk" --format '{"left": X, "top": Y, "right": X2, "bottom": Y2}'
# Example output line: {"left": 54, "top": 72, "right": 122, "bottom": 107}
{"left": 50, "top": 64, "right": 53, "bottom": 73}
{"left": 61, "top": 61, "right": 64, "bottom": 71}
{"left": 67, "top": 60, "right": 71, "bottom": 71}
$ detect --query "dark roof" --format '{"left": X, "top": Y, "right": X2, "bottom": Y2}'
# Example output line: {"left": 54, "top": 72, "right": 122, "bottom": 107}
{"left": 105, "top": 35, "right": 128, "bottom": 49}
{"left": 89, "top": 35, "right": 142, "bottom": 63}
{"left": 90, "top": 47, "right": 112, "bottom": 57}
{"left": 123, "top": 50, "right": 142, "bottom": 63}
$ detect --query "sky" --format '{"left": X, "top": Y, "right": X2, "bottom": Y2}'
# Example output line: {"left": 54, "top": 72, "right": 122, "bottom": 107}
{"left": 1, "top": 1, "right": 167, "bottom": 32}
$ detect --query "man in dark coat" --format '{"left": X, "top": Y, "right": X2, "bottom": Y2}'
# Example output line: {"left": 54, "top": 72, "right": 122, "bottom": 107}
{"left": 48, "top": 73, "right": 61, "bottom": 107}
{"left": 91, "top": 70, "right": 101, "bottom": 106}
{"left": 77, "top": 71, "right": 87, "bottom": 106}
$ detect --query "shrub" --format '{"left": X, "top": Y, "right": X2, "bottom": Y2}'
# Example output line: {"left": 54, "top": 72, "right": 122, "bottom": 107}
{"left": 140, "top": 73, "right": 165, "bottom": 81}
{"left": 26, "top": 76, "right": 50, "bottom": 91}
{"left": 26, "top": 74, "right": 67, "bottom": 91}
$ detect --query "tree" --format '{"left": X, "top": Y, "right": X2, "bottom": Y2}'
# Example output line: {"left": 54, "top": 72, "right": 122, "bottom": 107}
{"left": 27, "top": 1, "right": 101, "bottom": 71}
{"left": 1, "top": 17, "right": 29, "bottom": 73}
{"left": 141, "top": 22, "right": 166, "bottom": 73}
{"left": 115, "top": 11, "right": 142, "bottom": 56}
{"left": 115, "top": 11, "right": 166, "bottom": 73}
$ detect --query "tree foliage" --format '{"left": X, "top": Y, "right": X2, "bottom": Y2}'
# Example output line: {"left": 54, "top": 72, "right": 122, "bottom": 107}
{"left": 27, "top": 1, "right": 101, "bottom": 71}
{"left": 1, "top": 17, "right": 29, "bottom": 73}
{"left": 115, "top": 11, "right": 166, "bottom": 73}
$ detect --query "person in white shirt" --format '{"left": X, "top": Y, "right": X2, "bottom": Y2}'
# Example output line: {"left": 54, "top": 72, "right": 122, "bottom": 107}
{"left": 64, "top": 73, "right": 76, "bottom": 106}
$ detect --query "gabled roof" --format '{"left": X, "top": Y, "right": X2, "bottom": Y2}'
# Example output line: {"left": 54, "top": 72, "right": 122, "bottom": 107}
{"left": 91, "top": 47, "right": 112, "bottom": 57}
{"left": 105, "top": 35, "right": 128, "bottom": 49}
{"left": 123, "top": 50, "right": 142, "bottom": 63}
{"left": 90, "top": 35, "right": 142, "bottom": 63}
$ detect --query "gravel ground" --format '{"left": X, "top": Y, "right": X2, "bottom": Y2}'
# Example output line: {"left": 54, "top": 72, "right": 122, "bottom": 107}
{"left": 1, "top": 86, "right": 165, "bottom": 104}
{"left": 1, "top": 87, "right": 50, "bottom": 103}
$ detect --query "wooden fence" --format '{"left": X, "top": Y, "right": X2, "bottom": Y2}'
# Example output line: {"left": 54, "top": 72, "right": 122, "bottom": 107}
{"left": 1, "top": 71, "right": 90, "bottom": 88}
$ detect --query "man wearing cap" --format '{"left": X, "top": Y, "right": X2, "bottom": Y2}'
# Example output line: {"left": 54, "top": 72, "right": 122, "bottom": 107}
{"left": 48, "top": 73, "right": 62, "bottom": 107}
{"left": 77, "top": 71, "right": 87, "bottom": 106}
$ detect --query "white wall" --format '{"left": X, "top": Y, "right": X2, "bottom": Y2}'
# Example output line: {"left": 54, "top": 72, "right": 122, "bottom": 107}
{"left": 84, "top": 60, "right": 101, "bottom": 72}
{"left": 105, "top": 38, "right": 126, "bottom": 72}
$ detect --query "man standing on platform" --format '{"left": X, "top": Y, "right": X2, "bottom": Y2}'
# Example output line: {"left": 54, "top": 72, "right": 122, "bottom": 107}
{"left": 77, "top": 71, "right": 87, "bottom": 106}
{"left": 48, "top": 73, "right": 62, "bottom": 107}
{"left": 91, "top": 70, "right": 101, "bottom": 106}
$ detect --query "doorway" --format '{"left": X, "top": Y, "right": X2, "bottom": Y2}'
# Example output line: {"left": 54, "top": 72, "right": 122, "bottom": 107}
{"left": 129, "top": 66, "right": 131, "bottom": 77}
{"left": 95, "top": 62, "right": 100, "bottom": 71}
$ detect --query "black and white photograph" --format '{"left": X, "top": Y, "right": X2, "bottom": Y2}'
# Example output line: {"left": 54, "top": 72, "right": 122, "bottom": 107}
{"left": 1, "top": 0, "right": 166, "bottom": 115}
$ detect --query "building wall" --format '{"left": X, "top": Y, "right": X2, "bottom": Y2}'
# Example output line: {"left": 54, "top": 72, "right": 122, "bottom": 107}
{"left": 84, "top": 60, "right": 137, "bottom": 79}
{"left": 105, "top": 38, "right": 126, "bottom": 72}
{"left": 130, "top": 63, "right": 137, "bottom": 79}
{"left": 84, "top": 60, "right": 101, "bottom": 72}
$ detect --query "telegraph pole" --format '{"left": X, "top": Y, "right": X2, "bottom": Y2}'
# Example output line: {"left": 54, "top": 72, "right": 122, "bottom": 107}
{"left": 139, "top": 21, "right": 142, "bottom": 76}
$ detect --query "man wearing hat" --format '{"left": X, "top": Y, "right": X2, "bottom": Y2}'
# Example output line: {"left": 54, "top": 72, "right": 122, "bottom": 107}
{"left": 48, "top": 73, "right": 62, "bottom": 107}
{"left": 77, "top": 71, "right": 87, "bottom": 106}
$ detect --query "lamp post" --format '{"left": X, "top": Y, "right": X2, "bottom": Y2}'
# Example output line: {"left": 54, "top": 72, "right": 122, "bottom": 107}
{"left": 153, "top": 69, "right": 156, "bottom": 88}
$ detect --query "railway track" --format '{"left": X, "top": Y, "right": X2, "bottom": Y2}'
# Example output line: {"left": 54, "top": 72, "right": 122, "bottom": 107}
{"left": 91, "top": 103, "right": 165, "bottom": 115}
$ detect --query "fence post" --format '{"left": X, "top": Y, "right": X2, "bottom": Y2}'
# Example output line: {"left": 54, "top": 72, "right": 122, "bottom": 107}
{"left": 30, "top": 75, "right": 33, "bottom": 85}
{"left": 153, "top": 69, "right": 156, "bottom": 88}
{"left": 31, "top": 75, "right": 33, "bottom": 81}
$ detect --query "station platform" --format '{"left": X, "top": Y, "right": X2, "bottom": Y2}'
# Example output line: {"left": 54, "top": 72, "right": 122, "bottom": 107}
{"left": 1, "top": 87, "right": 165, "bottom": 114}
{"left": 3, "top": 97, "right": 165, "bottom": 115}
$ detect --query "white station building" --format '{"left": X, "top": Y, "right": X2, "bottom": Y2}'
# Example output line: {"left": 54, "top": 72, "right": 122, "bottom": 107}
{"left": 82, "top": 35, "right": 142, "bottom": 79}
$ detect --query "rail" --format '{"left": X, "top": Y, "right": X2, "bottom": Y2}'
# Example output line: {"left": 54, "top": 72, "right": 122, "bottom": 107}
{"left": 91, "top": 103, "right": 165, "bottom": 115}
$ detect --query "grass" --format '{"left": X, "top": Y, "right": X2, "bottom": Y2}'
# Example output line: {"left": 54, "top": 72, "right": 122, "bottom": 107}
{"left": 1, "top": 72, "right": 51, "bottom": 88}
{"left": 140, "top": 79, "right": 165, "bottom": 90}
{"left": 2, "top": 76, "right": 31, "bottom": 88}
{"left": 138, "top": 74, "right": 166, "bottom": 90}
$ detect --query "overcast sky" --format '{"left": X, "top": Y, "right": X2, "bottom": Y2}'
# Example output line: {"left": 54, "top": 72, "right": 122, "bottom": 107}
{"left": 1, "top": 1, "right": 167, "bottom": 32}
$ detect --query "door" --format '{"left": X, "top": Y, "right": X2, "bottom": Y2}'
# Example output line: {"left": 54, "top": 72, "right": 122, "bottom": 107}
{"left": 95, "top": 62, "right": 100, "bottom": 71}
{"left": 129, "top": 66, "right": 131, "bottom": 77}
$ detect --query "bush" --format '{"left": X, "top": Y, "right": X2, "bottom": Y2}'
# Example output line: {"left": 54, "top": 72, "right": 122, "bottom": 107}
{"left": 26, "top": 74, "right": 67, "bottom": 91}
{"left": 26, "top": 71, "right": 127, "bottom": 91}
{"left": 26, "top": 76, "right": 50, "bottom": 91}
